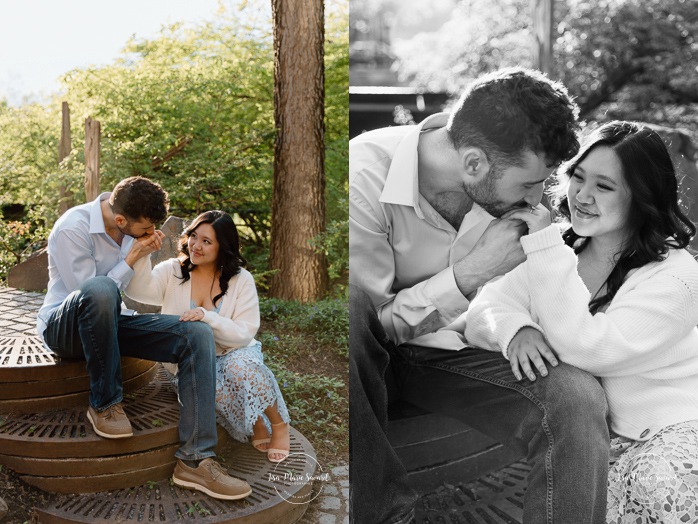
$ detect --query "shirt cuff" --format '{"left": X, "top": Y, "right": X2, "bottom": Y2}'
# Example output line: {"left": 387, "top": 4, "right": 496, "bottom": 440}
{"left": 520, "top": 224, "right": 564, "bottom": 255}
{"left": 109, "top": 259, "right": 135, "bottom": 289}
{"left": 426, "top": 266, "right": 470, "bottom": 322}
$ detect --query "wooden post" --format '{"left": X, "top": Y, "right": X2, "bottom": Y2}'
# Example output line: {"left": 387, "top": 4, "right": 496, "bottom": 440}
{"left": 84, "top": 117, "right": 100, "bottom": 202}
{"left": 532, "top": 0, "right": 554, "bottom": 77}
{"left": 58, "top": 102, "right": 73, "bottom": 214}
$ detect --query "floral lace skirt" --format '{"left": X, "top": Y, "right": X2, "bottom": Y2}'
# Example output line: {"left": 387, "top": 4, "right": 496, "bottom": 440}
{"left": 169, "top": 340, "right": 290, "bottom": 443}
{"left": 607, "top": 420, "right": 698, "bottom": 523}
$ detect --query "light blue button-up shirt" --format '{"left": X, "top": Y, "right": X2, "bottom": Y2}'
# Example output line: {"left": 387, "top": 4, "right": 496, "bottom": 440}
{"left": 37, "top": 193, "right": 135, "bottom": 337}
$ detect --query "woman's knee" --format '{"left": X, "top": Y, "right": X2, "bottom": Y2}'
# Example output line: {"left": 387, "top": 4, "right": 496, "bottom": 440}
{"left": 222, "top": 356, "right": 256, "bottom": 382}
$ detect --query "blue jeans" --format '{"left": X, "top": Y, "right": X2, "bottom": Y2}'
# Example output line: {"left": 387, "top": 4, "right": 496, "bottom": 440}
{"left": 43, "top": 276, "right": 218, "bottom": 462}
{"left": 349, "top": 285, "right": 609, "bottom": 524}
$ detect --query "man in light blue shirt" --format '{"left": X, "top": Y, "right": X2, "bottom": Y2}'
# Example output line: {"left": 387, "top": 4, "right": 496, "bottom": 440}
{"left": 38, "top": 176, "right": 252, "bottom": 501}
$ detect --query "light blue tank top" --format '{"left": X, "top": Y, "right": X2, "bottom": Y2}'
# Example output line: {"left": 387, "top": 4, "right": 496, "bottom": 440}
{"left": 190, "top": 300, "right": 222, "bottom": 313}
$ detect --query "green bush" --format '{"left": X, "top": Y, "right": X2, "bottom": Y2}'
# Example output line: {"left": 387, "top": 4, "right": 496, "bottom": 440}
{"left": 260, "top": 296, "right": 348, "bottom": 356}
{"left": 0, "top": 212, "right": 48, "bottom": 283}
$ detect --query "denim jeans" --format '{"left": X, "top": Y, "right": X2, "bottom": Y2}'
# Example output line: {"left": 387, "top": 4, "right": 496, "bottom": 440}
{"left": 349, "top": 285, "right": 609, "bottom": 524}
{"left": 43, "top": 276, "right": 218, "bottom": 462}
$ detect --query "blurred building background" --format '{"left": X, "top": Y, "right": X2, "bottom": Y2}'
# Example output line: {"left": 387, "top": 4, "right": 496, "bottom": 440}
{"left": 349, "top": 0, "right": 456, "bottom": 137}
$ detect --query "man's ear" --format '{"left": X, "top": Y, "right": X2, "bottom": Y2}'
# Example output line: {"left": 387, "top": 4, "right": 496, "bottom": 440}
{"left": 461, "top": 148, "right": 490, "bottom": 181}
{"left": 114, "top": 214, "right": 128, "bottom": 228}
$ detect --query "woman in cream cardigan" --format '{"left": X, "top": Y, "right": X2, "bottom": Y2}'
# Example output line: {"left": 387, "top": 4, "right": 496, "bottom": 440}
{"left": 465, "top": 121, "right": 698, "bottom": 523}
{"left": 127, "top": 210, "right": 290, "bottom": 463}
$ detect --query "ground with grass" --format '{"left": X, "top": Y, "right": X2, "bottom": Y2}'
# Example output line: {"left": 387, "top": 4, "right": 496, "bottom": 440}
{"left": 0, "top": 295, "right": 349, "bottom": 524}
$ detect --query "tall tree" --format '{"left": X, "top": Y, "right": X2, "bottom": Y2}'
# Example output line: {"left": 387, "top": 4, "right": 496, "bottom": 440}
{"left": 269, "top": 0, "right": 328, "bottom": 301}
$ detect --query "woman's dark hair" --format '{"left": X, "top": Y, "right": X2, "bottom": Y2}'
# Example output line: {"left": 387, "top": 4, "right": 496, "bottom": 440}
{"left": 551, "top": 120, "right": 696, "bottom": 313}
{"left": 177, "top": 210, "right": 247, "bottom": 306}
{"left": 447, "top": 67, "right": 580, "bottom": 170}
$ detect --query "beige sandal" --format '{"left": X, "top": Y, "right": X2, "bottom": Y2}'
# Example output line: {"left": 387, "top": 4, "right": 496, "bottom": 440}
{"left": 267, "top": 422, "right": 290, "bottom": 463}
{"left": 252, "top": 437, "right": 271, "bottom": 452}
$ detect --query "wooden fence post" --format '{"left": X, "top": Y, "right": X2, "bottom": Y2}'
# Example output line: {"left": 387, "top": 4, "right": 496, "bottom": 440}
{"left": 84, "top": 117, "right": 100, "bottom": 202}
{"left": 58, "top": 102, "right": 73, "bottom": 214}
{"left": 532, "top": 0, "right": 554, "bottom": 77}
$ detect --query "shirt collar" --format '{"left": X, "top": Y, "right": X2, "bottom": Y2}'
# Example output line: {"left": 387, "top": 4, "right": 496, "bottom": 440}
{"left": 89, "top": 192, "right": 113, "bottom": 234}
{"left": 379, "top": 112, "right": 450, "bottom": 218}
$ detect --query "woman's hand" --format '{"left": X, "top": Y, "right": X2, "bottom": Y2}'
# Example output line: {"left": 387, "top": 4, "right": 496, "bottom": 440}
{"left": 503, "top": 204, "right": 552, "bottom": 235}
{"left": 179, "top": 308, "right": 205, "bottom": 322}
{"left": 508, "top": 327, "right": 558, "bottom": 381}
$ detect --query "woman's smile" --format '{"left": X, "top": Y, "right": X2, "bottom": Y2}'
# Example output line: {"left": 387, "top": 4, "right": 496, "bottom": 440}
{"left": 573, "top": 204, "right": 599, "bottom": 220}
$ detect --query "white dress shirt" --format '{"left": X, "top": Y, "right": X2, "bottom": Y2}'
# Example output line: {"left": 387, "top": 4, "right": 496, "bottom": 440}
{"left": 349, "top": 113, "right": 496, "bottom": 350}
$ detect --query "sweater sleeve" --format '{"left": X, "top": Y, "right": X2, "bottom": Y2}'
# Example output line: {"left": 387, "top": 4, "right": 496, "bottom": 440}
{"left": 521, "top": 225, "right": 698, "bottom": 377}
{"left": 201, "top": 271, "right": 260, "bottom": 350}
{"left": 123, "top": 256, "right": 172, "bottom": 306}
{"left": 464, "top": 265, "right": 544, "bottom": 359}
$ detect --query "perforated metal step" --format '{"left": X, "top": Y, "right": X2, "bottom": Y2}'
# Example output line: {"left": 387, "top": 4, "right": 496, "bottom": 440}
{"left": 0, "top": 334, "right": 158, "bottom": 413}
{"left": 0, "top": 367, "right": 180, "bottom": 461}
{"left": 34, "top": 430, "right": 318, "bottom": 524}
{"left": 415, "top": 461, "right": 530, "bottom": 524}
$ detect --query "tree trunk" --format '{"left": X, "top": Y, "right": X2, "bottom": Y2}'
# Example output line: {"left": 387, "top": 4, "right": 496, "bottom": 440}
{"left": 84, "top": 117, "right": 100, "bottom": 202}
{"left": 269, "top": 0, "right": 328, "bottom": 301}
{"left": 58, "top": 102, "right": 74, "bottom": 214}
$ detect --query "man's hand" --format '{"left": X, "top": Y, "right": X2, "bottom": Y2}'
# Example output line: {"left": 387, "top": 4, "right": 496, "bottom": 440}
{"left": 508, "top": 327, "right": 558, "bottom": 381}
{"left": 453, "top": 218, "right": 527, "bottom": 296}
{"left": 125, "top": 230, "right": 165, "bottom": 267}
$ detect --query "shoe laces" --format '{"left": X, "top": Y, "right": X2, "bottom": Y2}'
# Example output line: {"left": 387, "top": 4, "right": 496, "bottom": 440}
{"left": 205, "top": 460, "right": 226, "bottom": 480}
{"left": 106, "top": 404, "right": 125, "bottom": 419}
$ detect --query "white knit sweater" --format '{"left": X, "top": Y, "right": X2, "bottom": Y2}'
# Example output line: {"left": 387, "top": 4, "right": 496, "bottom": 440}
{"left": 125, "top": 257, "right": 260, "bottom": 356}
{"left": 465, "top": 224, "right": 698, "bottom": 441}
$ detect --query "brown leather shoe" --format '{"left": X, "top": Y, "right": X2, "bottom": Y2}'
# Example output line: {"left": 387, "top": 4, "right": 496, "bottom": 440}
{"left": 172, "top": 459, "right": 252, "bottom": 500}
{"left": 86, "top": 404, "right": 133, "bottom": 439}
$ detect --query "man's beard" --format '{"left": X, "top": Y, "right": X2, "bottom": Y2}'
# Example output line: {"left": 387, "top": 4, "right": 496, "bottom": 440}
{"left": 464, "top": 164, "right": 527, "bottom": 217}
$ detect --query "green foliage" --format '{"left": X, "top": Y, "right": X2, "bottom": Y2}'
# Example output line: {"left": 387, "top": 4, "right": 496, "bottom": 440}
{"left": 367, "top": 0, "right": 698, "bottom": 126}
{"left": 0, "top": 101, "right": 76, "bottom": 228}
{"left": 261, "top": 335, "right": 347, "bottom": 446}
{"left": 317, "top": 2, "right": 350, "bottom": 292}
{"left": 60, "top": 21, "right": 276, "bottom": 234}
{"left": 260, "top": 296, "right": 348, "bottom": 356}
{"left": 257, "top": 293, "right": 348, "bottom": 460}
{"left": 186, "top": 502, "right": 211, "bottom": 517}
{"left": 0, "top": 211, "right": 48, "bottom": 283}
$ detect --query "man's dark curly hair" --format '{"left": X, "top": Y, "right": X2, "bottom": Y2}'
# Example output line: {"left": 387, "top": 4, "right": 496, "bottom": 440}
{"left": 447, "top": 67, "right": 580, "bottom": 170}
{"left": 109, "top": 176, "right": 169, "bottom": 223}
